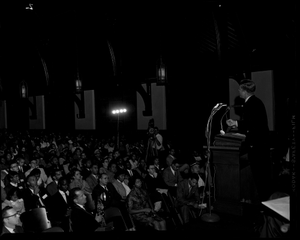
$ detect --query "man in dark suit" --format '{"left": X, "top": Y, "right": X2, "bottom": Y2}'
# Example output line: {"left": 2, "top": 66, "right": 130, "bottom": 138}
{"left": 85, "top": 162, "right": 99, "bottom": 192}
{"left": 92, "top": 173, "right": 135, "bottom": 231}
{"left": 162, "top": 159, "right": 182, "bottom": 198}
{"left": 69, "top": 187, "right": 106, "bottom": 232}
{"left": 47, "top": 176, "right": 71, "bottom": 232}
{"left": 176, "top": 173, "right": 202, "bottom": 224}
{"left": 144, "top": 162, "right": 168, "bottom": 211}
{"left": 1, "top": 206, "right": 24, "bottom": 235}
{"left": 22, "top": 173, "right": 50, "bottom": 211}
{"left": 46, "top": 168, "right": 63, "bottom": 197}
{"left": 226, "top": 79, "right": 273, "bottom": 203}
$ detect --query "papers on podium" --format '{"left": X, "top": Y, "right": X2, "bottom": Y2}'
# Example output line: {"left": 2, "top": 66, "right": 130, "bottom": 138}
{"left": 262, "top": 196, "right": 290, "bottom": 221}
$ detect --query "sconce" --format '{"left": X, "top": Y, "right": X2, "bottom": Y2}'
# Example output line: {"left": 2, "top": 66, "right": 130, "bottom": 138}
{"left": 156, "top": 56, "right": 167, "bottom": 86}
{"left": 19, "top": 80, "right": 37, "bottom": 119}
{"left": 73, "top": 78, "right": 85, "bottom": 119}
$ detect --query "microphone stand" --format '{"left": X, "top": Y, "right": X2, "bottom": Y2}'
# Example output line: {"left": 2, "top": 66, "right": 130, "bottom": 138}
{"left": 201, "top": 105, "right": 222, "bottom": 223}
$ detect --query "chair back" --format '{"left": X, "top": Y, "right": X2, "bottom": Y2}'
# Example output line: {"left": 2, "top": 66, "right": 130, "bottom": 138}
{"left": 20, "top": 207, "right": 52, "bottom": 233}
{"left": 104, "top": 207, "right": 128, "bottom": 230}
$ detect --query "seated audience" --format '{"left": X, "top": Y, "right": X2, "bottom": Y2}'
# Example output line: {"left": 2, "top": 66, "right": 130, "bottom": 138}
{"left": 126, "top": 176, "right": 167, "bottom": 231}
{"left": 92, "top": 173, "right": 135, "bottom": 231}
{"left": 47, "top": 176, "right": 71, "bottom": 232}
{"left": 162, "top": 159, "right": 183, "bottom": 198}
{"left": 175, "top": 172, "right": 203, "bottom": 224}
{"left": 69, "top": 187, "right": 107, "bottom": 232}
{"left": 1, "top": 206, "right": 24, "bottom": 235}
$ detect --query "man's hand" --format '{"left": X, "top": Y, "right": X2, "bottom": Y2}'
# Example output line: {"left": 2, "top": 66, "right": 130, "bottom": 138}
{"left": 226, "top": 119, "right": 237, "bottom": 127}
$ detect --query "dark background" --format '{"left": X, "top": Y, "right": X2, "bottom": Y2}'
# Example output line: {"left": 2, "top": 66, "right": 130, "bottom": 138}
{"left": 0, "top": 1, "right": 296, "bottom": 151}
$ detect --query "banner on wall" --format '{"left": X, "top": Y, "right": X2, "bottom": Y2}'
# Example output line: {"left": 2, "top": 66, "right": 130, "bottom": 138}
{"left": 74, "top": 90, "right": 96, "bottom": 130}
{"left": 136, "top": 83, "right": 167, "bottom": 130}
{"left": 29, "top": 96, "right": 45, "bottom": 129}
{"left": 0, "top": 100, "right": 7, "bottom": 129}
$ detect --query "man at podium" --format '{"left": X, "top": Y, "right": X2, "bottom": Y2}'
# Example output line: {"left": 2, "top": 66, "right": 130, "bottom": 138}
{"left": 226, "top": 79, "right": 273, "bottom": 203}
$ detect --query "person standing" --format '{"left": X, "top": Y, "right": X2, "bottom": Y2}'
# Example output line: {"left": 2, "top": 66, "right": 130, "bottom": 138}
{"left": 226, "top": 79, "right": 273, "bottom": 203}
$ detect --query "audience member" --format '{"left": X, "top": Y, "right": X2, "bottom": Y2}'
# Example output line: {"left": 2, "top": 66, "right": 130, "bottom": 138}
{"left": 144, "top": 162, "right": 168, "bottom": 212}
{"left": 47, "top": 176, "right": 71, "bottom": 232}
{"left": 85, "top": 162, "right": 99, "bottom": 192}
{"left": 112, "top": 170, "right": 127, "bottom": 201}
{"left": 22, "top": 173, "right": 50, "bottom": 211}
{"left": 69, "top": 187, "right": 107, "bottom": 232}
{"left": 162, "top": 159, "right": 182, "bottom": 198}
{"left": 24, "top": 159, "right": 48, "bottom": 188}
{"left": 92, "top": 173, "right": 135, "bottom": 231}
{"left": 166, "top": 148, "right": 176, "bottom": 167}
{"left": 126, "top": 176, "right": 167, "bottom": 231}
{"left": 2, "top": 187, "right": 25, "bottom": 215}
{"left": 1, "top": 206, "right": 24, "bottom": 235}
{"left": 46, "top": 168, "right": 63, "bottom": 197}
{"left": 176, "top": 172, "right": 203, "bottom": 224}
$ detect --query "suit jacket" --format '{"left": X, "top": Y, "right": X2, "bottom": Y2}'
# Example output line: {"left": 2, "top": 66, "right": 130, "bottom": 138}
{"left": 92, "top": 182, "right": 122, "bottom": 210}
{"left": 166, "top": 154, "right": 175, "bottom": 167}
{"left": 47, "top": 190, "right": 71, "bottom": 228}
{"left": 85, "top": 174, "right": 98, "bottom": 192}
{"left": 162, "top": 166, "right": 181, "bottom": 188}
{"left": 22, "top": 186, "right": 49, "bottom": 211}
{"left": 112, "top": 180, "right": 127, "bottom": 200}
{"left": 69, "top": 204, "right": 100, "bottom": 233}
{"left": 46, "top": 180, "right": 58, "bottom": 196}
{"left": 238, "top": 95, "right": 269, "bottom": 149}
{"left": 176, "top": 179, "right": 200, "bottom": 207}
{"left": 1, "top": 225, "right": 24, "bottom": 235}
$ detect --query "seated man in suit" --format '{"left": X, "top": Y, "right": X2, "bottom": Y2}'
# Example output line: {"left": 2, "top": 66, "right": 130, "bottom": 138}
{"left": 176, "top": 172, "right": 203, "bottom": 224}
{"left": 46, "top": 168, "right": 63, "bottom": 197}
{"left": 92, "top": 173, "right": 135, "bottom": 231}
{"left": 69, "top": 187, "right": 107, "bottom": 232}
{"left": 144, "top": 162, "right": 168, "bottom": 212}
{"left": 1, "top": 206, "right": 24, "bottom": 235}
{"left": 162, "top": 159, "right": 182, "bottom": 198}
{"left": 47, "top": 176, "right": 71, "bottom": 232}
{"left": 22, "top": 173, "right": 50, "bottom": 212}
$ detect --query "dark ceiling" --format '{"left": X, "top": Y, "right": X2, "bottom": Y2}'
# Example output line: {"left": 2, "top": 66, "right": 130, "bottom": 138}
{"left": 0, "top": 1, "right": 296, "bottom": 99}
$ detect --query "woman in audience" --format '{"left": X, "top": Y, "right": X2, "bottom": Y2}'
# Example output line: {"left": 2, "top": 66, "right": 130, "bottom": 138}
{"left": 126, "top": 176, "right": 167, "bottom": 231}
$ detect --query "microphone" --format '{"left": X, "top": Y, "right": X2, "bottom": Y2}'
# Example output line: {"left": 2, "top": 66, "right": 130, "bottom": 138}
{"left": 229, "top": 104, "right": 243, "bottom": 108}
{"left": 219, "top": 105, "right": 231, "bottom": 135}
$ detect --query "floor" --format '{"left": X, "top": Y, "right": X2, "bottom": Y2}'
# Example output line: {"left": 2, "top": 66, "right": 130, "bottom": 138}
{"left": 173, "top": 202, "right": 262, "bottom": 237}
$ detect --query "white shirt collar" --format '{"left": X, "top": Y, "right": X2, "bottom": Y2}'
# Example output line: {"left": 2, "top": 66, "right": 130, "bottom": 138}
{"left": 5, "top": 226, "right": 15, "bottom": 233}
{"left": 76, "top": 203, "right": 85, "bottom": 210}
{"left": 245, "top": 95, "right": 252, "bottom": 103}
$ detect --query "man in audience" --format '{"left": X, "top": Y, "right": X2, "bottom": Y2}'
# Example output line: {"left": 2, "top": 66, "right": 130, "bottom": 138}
{"left": 144, "top": 162, "right": 168, "bottom": 212}
{"left": 92, "top": 173, "right": 135, "bottom": 231}
{"left": 47, "top": 176, "right": 71, "bottom": 232}
{"left": 69, "top": 187, "right": 106, "bottom": 232}
{"left": 176, "top": 172, "right": 203, "bottom": 224}
{"left": 25, "top": 159, "right": 48, "bottom": 188}
{"left": 1, "top": 206, "right": 24, "bottom": 235}
{"left": 85, "top": 162, "right": 99, "bottom": 192}
{"left": 22, "top": 173, "right": 49, "bottom": 211}
{"left": 46, "top": 168, "right": 63, "bottom": 197}
{"left": 162, "top": 159, "right": 182, "bottom": 198}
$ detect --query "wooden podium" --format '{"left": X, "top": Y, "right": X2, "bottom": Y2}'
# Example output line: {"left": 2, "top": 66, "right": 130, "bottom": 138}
{"left": 208, "top": 145, "right": 252, "bottom": 216}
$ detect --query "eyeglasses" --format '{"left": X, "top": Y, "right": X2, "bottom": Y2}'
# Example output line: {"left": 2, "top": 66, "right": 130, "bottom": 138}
{"left": 4, "top": 212, "right": 20, "bottom": 218}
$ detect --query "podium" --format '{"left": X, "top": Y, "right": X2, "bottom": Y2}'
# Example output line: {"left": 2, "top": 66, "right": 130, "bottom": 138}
{"left": 207, "top": 143, "right": 253, "bottom": 216}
